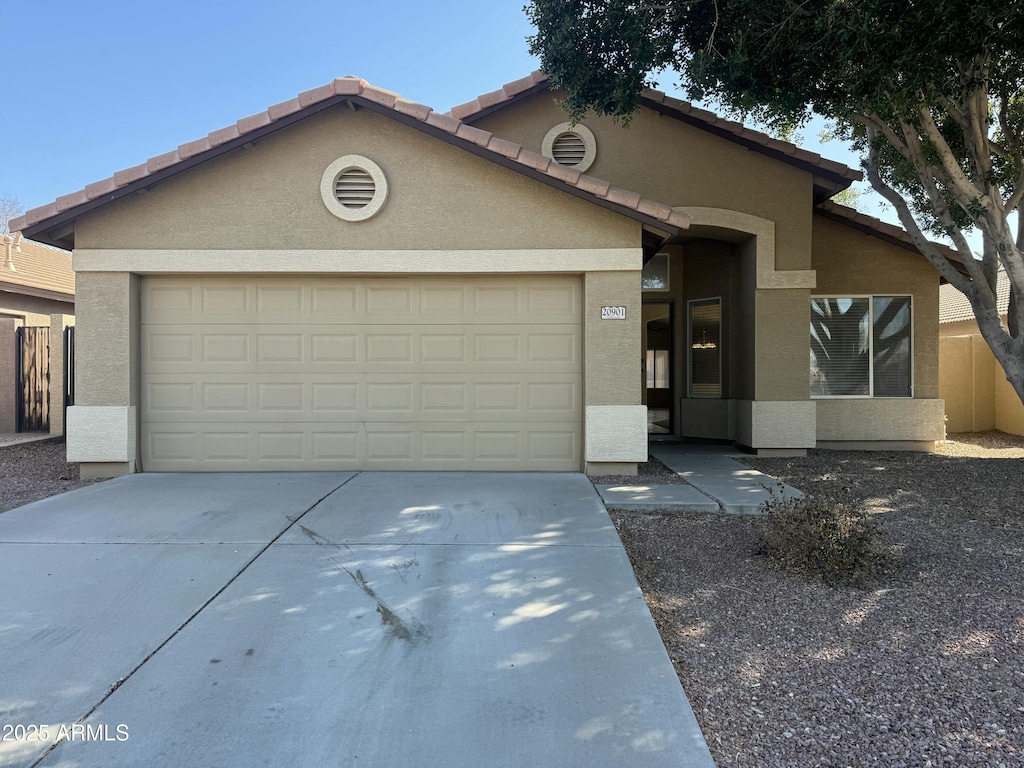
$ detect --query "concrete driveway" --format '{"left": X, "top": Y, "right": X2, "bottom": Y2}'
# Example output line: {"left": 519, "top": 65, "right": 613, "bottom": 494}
{"left": 0, "top": 472, "right": 715, "bottom": 768}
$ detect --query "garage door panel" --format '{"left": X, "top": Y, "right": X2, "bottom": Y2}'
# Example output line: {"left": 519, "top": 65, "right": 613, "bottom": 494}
{"left": 144, "top": 421, "right": 580, "bottom": 472}
{"left": 143, "top": 277, "right": 581, "bottom": 326}
{"left": 141, "top": 276, "right": 583, "bottom": 471}
{"left": 144, "top": 373, "right": 580, "bottom": 423}
{"left": 143, "top": 325, "right": 579, "bottom": 371}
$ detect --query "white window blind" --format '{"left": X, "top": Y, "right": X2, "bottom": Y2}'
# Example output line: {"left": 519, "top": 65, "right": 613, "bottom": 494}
{"left": 810, "top": 296, "right": 911, "bottom": 397}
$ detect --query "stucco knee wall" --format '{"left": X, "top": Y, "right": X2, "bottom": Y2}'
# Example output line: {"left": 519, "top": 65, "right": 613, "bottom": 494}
{"left": 815, "top": 399, "right": 945, "bottom": 442}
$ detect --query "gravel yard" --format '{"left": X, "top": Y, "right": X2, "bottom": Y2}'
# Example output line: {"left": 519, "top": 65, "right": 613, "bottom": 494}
{"left": 0, "top": 438, "right": 99, "bottom": 514}
{"left": 4, "top": 433, "right": 1022, "bottom": 766}
{"left": 611, "top": 431, "right": 1024, "bottom": 768}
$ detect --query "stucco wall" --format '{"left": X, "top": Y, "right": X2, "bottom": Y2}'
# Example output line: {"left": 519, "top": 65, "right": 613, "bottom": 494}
{"left": 74, "top": 106, "right": 639, "bottom": 252}
{"left": 585, "top": 270, "right": 643, "bottom": 405}
{"left": 0, "top": 318, "right": 18, "bottom": 432}
{"left": 940, "top": 333, "right": 1024, "bottom": 436}
{"left": 74, "top": 272, "right": 138, "bottom": 407}
{"left": 0, "top": 294, "right": 74, "bottom": 319}
{"left": 472, "top": 91, "right": 815, "bottom": 271}
{"left": 812, "top": 214, "right": 941, "bottom": 399}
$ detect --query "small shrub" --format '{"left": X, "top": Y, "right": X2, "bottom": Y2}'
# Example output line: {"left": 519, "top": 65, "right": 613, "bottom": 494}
{"left": 758, "top": 490, "right": 889, "bottom": 587}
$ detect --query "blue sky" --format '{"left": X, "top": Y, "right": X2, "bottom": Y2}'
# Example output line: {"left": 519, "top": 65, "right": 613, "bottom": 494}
{"left": 3, "top": 0, "right": 877, "bottom": 221}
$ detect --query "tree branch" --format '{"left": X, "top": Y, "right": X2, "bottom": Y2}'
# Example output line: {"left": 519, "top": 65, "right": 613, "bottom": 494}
{"left": 862, "top": 128, "right": 976, "bottom": 291}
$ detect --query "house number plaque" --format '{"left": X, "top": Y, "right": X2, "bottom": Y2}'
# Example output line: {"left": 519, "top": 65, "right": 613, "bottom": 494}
{"left": 601, "top": 306, "right": 627, "bottom": 319}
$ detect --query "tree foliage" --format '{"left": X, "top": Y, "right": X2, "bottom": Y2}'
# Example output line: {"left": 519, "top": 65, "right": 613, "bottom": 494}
{"left": 527, "top": 0, "right": 1024, "bottom": 403}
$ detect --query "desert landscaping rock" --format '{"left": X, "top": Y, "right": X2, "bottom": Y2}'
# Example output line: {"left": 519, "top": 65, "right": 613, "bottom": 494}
{"left": 612, "top": 431, "right": 1024, "bottom": 767}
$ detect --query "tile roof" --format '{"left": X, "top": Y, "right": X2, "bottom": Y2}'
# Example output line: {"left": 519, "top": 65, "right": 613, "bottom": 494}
{"left": 0, "top": 235, "right": 74, "bottom": 298}
{"left": 11, "top": 77, "right": 690, "bottom": 241}
{"left": 449, "top": 72, "right": 862, "bottom": 185}
{"left": 815, "top": 201, "right": 966, "bottom": 272}
{"left": 939, "top": 271, "right": 1009, "bottom": 324}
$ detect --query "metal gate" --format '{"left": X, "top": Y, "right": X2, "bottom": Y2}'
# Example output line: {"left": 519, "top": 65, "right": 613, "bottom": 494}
{"left": 64, "top": 325, "right": 75, "bottom": 409}
{"left": 16, "top": 326, "right": 49, "bottom": 432}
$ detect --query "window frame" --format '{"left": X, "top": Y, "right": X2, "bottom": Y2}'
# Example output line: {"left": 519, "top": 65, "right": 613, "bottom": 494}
{"left": 642, "top": 252, "right": 671, "bottom": 292}
{"left": 687, "top": 296, "right": 722, "bottom": 399}
{"left": 810, "top": 294, "right": 914, "bottom": 399}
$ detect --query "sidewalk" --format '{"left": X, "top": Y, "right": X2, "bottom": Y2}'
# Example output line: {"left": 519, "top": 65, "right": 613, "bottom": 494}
{"left": 0, "top": 432, "right": 54, "bottom": 447}
{"left": 595, "top": 443, "right": 804, "bottom": 514}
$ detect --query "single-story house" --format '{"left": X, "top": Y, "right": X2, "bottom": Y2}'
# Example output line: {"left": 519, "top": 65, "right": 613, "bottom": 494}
{"left": 1, "top": 233, "right": 74, "bottom": 322}
{"left": 939, "top": 272, "right": 1024, "bottom": 435}
{"left": 12, "top": 73, "right": 950, "bottom": 478}
{"left": 0, "top": 233, "right": 75, "bottom": 434}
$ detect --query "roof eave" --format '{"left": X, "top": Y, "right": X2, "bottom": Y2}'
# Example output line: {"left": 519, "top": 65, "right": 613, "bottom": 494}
{"left": 22, "top": 91, "right": 684, "bottom": 247}
{"left": 20, "top": 94, "right": 355, "bottom": 249}
{"left": 0, "top": 282, "right": 75, "bottom": 303}
{"left": 815, "top": 202, "right": 968, "bottom": 280}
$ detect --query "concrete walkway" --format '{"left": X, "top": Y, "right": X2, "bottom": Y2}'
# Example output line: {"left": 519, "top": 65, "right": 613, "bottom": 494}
{"left": 0, "top": 432, "right": 53, "bottom": 447}
{"left": 0, "top": 472, "right": 715, "bottom": 768}
{"left": 596, "top": 444, "right": 804, "bottom": 514}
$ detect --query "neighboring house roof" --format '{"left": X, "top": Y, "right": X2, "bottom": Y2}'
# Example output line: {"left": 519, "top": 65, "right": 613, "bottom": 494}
{"left": 12, "top": 77, "right": 690, "bottom": 249}
{"left": 0, "top": 234, "right": 74, "bottom": 301}
{"left": 450, "top": 72, "right": 862, "bottom": 200}
{"left": 940, "top": 271, "right": 1010, "bottom": 324}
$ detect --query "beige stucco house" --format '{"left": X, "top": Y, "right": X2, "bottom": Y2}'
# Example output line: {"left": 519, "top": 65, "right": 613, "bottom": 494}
{"left": 12, "top": 73, "right": 948, "bottom": 478}
{"left": 939, "top": 272, "right": 1024, "bottom": 435}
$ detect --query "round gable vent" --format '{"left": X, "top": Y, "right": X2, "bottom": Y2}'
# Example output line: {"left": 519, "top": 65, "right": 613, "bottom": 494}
{"left": 551, "top": 132, "right": 587, "bottom": 166}
{"left": 542, "top": 122, "right": 596, "bottom": 172}
{"left": 335, "top": 167, "right": 376, "bottom": 209}
{"left": 320, "top": 155, "right": 388, "bottom": 221}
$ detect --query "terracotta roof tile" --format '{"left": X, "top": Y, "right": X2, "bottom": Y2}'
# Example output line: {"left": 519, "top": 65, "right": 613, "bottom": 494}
{"left": 359, "top": 85, "right": 398, "bottom": 109}
{"left": 485, "top": 135, "right": 521, "bottom": 160}
{"left": 332, "top": 77, "right": 365, "bottom": 96}
{"left": 605, "top": 186, "right": 641, "bottom": 210}
{"left": 543, "top": 162, "right": 582, "bottom": 185}
{"left": 178, "top": 137, "right": 212, "bottom": 159}
{"left": 636, "top": 198, "right": 672, "bottom": 221}
{"left": 56, "top": 190, "right": 88, "bottom": 212}
{"left": 207, "top": 124, "right": 240, "bottom": 146}
{"left": 113, "top": 163, "right": 148, "bottom": 187}
{"left": 393, "top": 100, "right": 432, "bottom": 121}
{"left": 425, "top": 110, "right": 461, "bottom": 133}
{"left": 576, "top": 174, "right": 611, "bottom": 197}
{"left": 12, "top": 75, "right": 688, "bottom": 237}
{"left": 298, "top": 84, "right": 334, "bottom": 108}
{"left": 666, "top": 210, "right": 692, "bottom": 229}
{"left": 502, "top": 71, "right": 546, "bottom": 98}
{"left": 267, "top": 97, "right": 302, "bottom": 121}
{"left": 449, "top": 71, "right": 546, "bottom": 119}
{"left": 85, "top": 178, "right": 117, "bottom": 198}
{"left": 476, "top": 88, "right": 509, "bottom": 111}
{"left": 0, "top": 236, "right": 74, "bottom": 297}
{"left": 147, "top": 150, "right": 180, "bottom": 173}
{"left": 235, "top": 112, "right": 272, "bottom": 135}
{"left": 516, "top": 149, "right": 552, "bottom": 173}
{"left": 451, "top": 73, "right": 862, "bottom": 184}
{"left": 940, "top": 272, "right": 1009, "bottom": 323}
{"left": 455, "top": 123, "right": 492, "bottom": 147}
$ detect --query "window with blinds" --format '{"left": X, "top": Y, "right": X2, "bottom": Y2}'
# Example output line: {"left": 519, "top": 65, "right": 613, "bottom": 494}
{"left": 810, "top": 296, "right": 912, "bottom": 397}
{"left": 688, "top": 298, "right": 722, "bottom": 397}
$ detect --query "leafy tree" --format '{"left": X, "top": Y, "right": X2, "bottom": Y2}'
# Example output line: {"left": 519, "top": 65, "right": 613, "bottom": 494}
{"left": 526, "top": 0, "right": 1024, "bottom": 403}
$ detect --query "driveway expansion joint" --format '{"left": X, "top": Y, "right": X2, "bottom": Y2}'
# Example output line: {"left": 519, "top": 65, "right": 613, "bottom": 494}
{"left": 25, "top": 473, "right": 357, "bottom": 768}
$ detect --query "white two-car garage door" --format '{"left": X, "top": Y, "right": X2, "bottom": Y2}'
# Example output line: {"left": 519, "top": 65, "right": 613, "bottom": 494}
{"left": 140, "top": 275, "right": 582, "bottom": 471}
